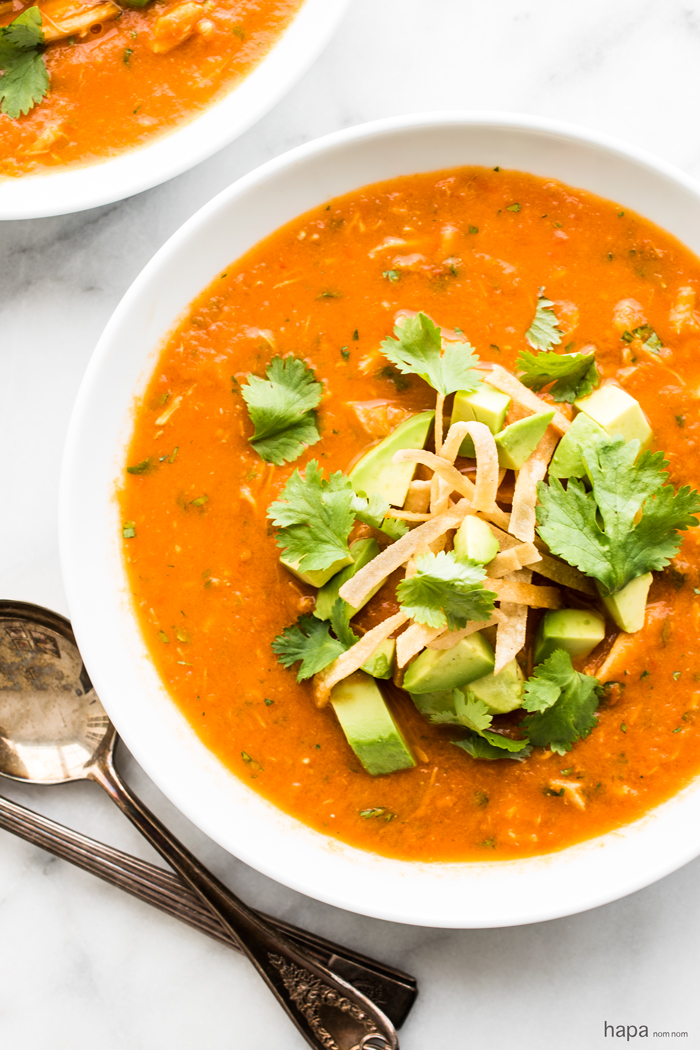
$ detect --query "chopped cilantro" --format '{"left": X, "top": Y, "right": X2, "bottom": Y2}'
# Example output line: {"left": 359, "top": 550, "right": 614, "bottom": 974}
{"left": 537, "top": 437, "right": 700, "bottom": 596}
{"left": 379, "top": 312, "right": 481, "bottom": 395}
{"left": 264, "top": 697, "right": 274, "bottom": 706}
{"left": 631, "top": 323, "right": 663, "bottom": 354}
{"left": 352, "top": 329, "right": 359, "bottom": 340}
{"left": 383, "top": 270, "right": 400, "bottom": 282}
{"left": 468, "top": 225, "right": 479, "bottom": 234}
{"left": 123, "top": 47, "right": 133, "bottom": 66}
{"left": 521, "top": 650, "right": 602, "bottom": 754}
{"left": 433, "top": 689, "right": 531, "bottom": 761}
{"left": 190, "top": 495, "right": 208, "bottom": 507}
{"left": 516, "top": 348, "right": 599, "bottom": 403}
{"left": 340, "top": 347, "right": 350, "bottom": 360}
{"left": 506, "top": 203, "right": 521, "bottom": 212}
{"left": 0, "top": 8, "right": 49, "bottom": 119}
{"left": 158, "top": 630, "right": 168, "bottom": 643}
{"left": 396, "top": 551, "right": 496, "bottom": 630}
{"left": 360, "top": 807, "right": 394, "bottom": 820}
{"left": 123, "top": 521, "right": 136, "bottom": 539}
{"left": 241, "top": 356, "right": 322, "bottom": 466}
{"left": 271, "top": 614, "right": 345, "bottom": 681}
{"left": 525, "top": 292, "right": 563, "bottom": 351}
{"left": 127, "top": 458, "right": 153, "bottom": 475}
{"left": 621, "top": 723, "right": 627, "bottom": 733}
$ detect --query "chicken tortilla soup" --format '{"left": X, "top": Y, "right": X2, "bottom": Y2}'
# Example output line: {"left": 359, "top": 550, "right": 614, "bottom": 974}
{"left": 119, "top": 166, "right": 700, "bottom": 862}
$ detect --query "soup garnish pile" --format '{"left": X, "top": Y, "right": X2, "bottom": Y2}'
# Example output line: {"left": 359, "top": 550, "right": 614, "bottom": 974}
{"left": 120, "top": 167, "right": 700, "bottom": 861}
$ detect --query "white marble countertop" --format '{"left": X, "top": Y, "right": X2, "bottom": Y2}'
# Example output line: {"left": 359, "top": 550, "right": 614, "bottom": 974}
{"left": 2, "top": 0, "right": 700, "bottom": 1046}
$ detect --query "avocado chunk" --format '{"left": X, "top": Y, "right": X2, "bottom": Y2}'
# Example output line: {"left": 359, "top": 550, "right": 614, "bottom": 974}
{"left": 408, "top": 689, "right": 455, "bottom": 719}
{"left": 314, "top": 538, "right": 381, "bottom": 620}
{"left": 599, "top": 573, "right": 652, "bottom": 633}
{"left": 350, "top": 410, "right": 435, "bottom": 508}
{"left": 330, "top": 670, "right": 416, "bottom": 775}
{"left": 403, "top": 631, "right": 495, "bottom": 694}
{"left": 280, "top": 551, "right": 353, "bottom": 589}
{"left": 469, "top": 659, "right": 525, "bottom": 714}
{"left": 453, "top": 515, "right": 500, "bottom": 564}
{"left": 534, "top": 608, "right": 606, "bottom": 664}
{"left": 575, "top": 385, "right": 652, "bottom": 450}
{"left": 451, "top": 384, "right": 511, "bottom": 456}
{"left": 494, "top": 409, "right": 555, "bottom": 470}
{"left": 548, "top": 412, "right": 608, "bottom": 480}
{"left": 361, "top": 639, "right": 395, "bottom": 680}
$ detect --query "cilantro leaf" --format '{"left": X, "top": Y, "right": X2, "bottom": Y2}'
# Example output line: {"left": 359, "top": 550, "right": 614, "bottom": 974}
{"left": 267, "top": 461, "right": 356, "bottom": 573}
{"left": 329, "top": 598, "right": 359, "bottom": 650}
{"left": 521, "top": 650, "right": 601, "bottom": 754}
{"left": 516, "top": 349, "right": 599, "bottom": 403}
{"left": 454, "top": 733, "right": 532, "bottom": 761}
{"left": 430, "top": 689, "right": 493, "bottom": 731}
{"left": 380, "top": 516, "right": 409, "bottom": 541}
{"left": 379, "top": 312, "right": 481, "bottom": 395}
{"left": 351, "top": 491, "right": 390, "bottom": 530}
{"left": 623, "top": 324, "right": 663, "bottom": 354}
{"left": 396, "top": 551, "right": 496, "bottom": 630}
{"left": 0, "top": 8, "right": 48, "bottom": 120}
{"left": 241, "top": 356, "right": 322, "bottom": 466}
{"left": 537, "top": 437, "right": 700, "bottom": 596}
{"left": 525, "top": 294, "right": 563, "bottom": 351}
{"left": 271, "top": 615, "right": 345, "bottom": 681}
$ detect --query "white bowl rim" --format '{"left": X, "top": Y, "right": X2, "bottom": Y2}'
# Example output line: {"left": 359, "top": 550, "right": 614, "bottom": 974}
{"left": 60, "top": 110, "right": 700, "bottom": 928}
{"left": 0, "top": 0, "right": 351, "bottom": 220}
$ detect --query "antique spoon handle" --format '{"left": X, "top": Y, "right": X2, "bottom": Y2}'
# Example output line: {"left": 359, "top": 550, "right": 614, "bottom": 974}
{"left": 91, "top": 757, "right": 399, "bottom": 1050}
{"left": 0, "top": 793, "right": 416, "bottom": 1030}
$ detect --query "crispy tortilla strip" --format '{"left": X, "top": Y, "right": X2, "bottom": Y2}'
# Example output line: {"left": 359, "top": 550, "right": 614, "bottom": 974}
{"left": 312, "top": 611, "right": 409, "bottom": 707}
{"left": 534, "top": 552, "right": 597, "bottom": 596}
{"left": 396, "top": 622, "right": 443, "bottom": 667}
{"left": 427, "top": 611, "right": 505, "bottom": 650}
{"left": 487, "top": 547, "right": 521, "bottom": 578}
{"left": 394, "top": 449, "right": 476, "bottom": 502}
{"left": 494, "top": 568, "right": 531, "bottom": 673}
{"left": 339, "top": 502, "right": 470, "bottom": 608}
{"left": 388, "top": 509, "right": 433, "bottom": 521}
{"left": 487, "top": 365, "right": 570, "bottom": 434}
{"left": 435, "top": 392, "right": 445, "bottom": 455}
{"left": 404, "top": 479, "right": 431, "bottom": 514}
{"left": 437, "top": 420, "right": 499, "bottom": 511}
{"left": 510, "top": 426, "right": 560, "bottom": 542}
{"left": 485, "top": 578, "right": 561, "bottom": 608}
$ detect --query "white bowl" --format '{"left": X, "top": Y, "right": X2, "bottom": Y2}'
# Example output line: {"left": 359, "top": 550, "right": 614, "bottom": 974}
{"left": 60, "top": 113, "right": 700, "bottom": 928}
{"left": 0, "top": 0, "right": 350, "bottom": 220}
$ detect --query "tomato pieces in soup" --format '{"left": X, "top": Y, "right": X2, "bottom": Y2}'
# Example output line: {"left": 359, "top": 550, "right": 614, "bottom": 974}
{"left": 0, "top": 0, "right": 302, "bottom": 177}
{"left": 120, "top": 167, "right": 700, "bottom": 862}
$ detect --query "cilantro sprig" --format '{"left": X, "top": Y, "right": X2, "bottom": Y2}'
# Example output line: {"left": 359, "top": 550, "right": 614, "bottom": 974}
{"left": 272, "top": 600, "right": 356, "bottom": 680}
{"left": 0, "top": 8, "right": 49, "bottom": 119}
{"left": 537, "top": 437, "right": 700, "bottom": 596}
{"left": 517, "top": 349, "right": 599, "bottom": 403}
{"left": 525, "top": 293, "right": 562, "bottom": 351}
{"left": 521, "top": 650, "right": 601, "bottom": 754}
{"left": 241, "top": 356, "right": 322, "bottom": 466}
{"left": 431, "top": 690, "right": 531, "bottom": 761}
{"left": 379, "top": 313, "right": 481, "bottom": 395}
{"left": 396, "top": 551, "right": 496, "bottom": 630}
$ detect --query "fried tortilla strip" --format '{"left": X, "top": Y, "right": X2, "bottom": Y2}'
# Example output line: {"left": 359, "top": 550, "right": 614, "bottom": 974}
{"left": 534, "top": 552, "right": 597, "bottom": 596}
{"left": 312, "top": 611, "right": 409, "bottom": 707}
{"left": 39, "top": 0, "right": 120, "bottom": 42}
{"left": 436, "top": 420, "right": 499, "bottom": 511}
{"left": 339, "top": 501, "right": 470, "bottom": 608}
{"left": 404, "top": 479, "right": 432, "bottom": 514}
{"left": 510, "top": 426, "right": 559, "bottom": 542}
{"left": 487, "top": 364, "right": 571, "bottom": 434}
{"left": 494, "top": 568, "right": 532, "bottom": 673}
{"left": 485, "top": 577, "right": 561, "bottom": 609}
{"left": 393, "top": 448, "right": 510, "bottom": 530}
{"left": 427, "top": 611, "right": 505, "bottom": 650}
{"left": 396, "top": 622, "right": 444, "bottom": 667}
{"left": 488, "top": 541, "right": 541, "bottom": 578}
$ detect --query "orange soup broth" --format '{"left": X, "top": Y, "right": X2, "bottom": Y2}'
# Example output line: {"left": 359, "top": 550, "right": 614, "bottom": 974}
{"left": 0, "top": 0, "right": 302, "bottom": 177}
{"left": 120, "top": 167, "right": 700, "bottom": 862}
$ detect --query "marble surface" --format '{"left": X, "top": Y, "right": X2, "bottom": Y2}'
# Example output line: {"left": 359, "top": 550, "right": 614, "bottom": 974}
{"left": 2, "top": 0, "right": 700, "bottom": 1045}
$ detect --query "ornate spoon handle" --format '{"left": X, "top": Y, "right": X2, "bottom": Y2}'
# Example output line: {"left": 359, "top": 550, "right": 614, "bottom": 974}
{"left": 91, "top": 755, "right": 399, "bottom": 1050}
{"left": 0, "top": 793, "right": 417, "bottom": 1029}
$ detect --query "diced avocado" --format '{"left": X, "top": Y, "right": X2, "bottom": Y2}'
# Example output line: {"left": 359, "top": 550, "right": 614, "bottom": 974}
{"left": 533, "top": 608, "right": 606, "bottom": 664}
{"left": 409, "top": 689, "right": 455, "bottom": 719}
{"left": 548, "top": 412, "right": 608, "bottom": 480}
{"left": 330, "top": 670, "right": 416, "bottom": 775}
{"left": 361, "top": 639, "right": 395, "bottom": 680}
{"left": 575, "top": 384, "right": 652, "bottom": 450}
{"left": 469, "top": 659, "right": 525, "bottom": 714}
{"left": 599, "top": 573, "right": 652, "bottom": 634}
{"left": 350, "top": 410, "right": 435, "bottom": 508}
{"left": 494, "top": 409, "right": 555, "bottom": 470}
{"left": 403, "top": 631, "right": 495, "bottom": 694}
{"left": 280, "top": 552, "right": 353, "bottom": 589}
{"left": 451, "top": 384, "right": 511, "bottom": 456}
{"left": 314, "top": 538, "right": 381, "bottom": 621}
{"left": 453, "top": 515, "right": 500, "bottom": 564}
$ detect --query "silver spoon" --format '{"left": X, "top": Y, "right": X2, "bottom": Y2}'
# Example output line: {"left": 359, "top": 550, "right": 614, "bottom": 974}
{"left": 0, "top": 600, "right": 399, "bottom": 1050}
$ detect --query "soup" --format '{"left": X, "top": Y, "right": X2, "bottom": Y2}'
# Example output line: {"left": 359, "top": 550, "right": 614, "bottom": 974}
{"left": 0, "top": 0, "right": 302, "bottom": 177}
{"left": 119, "top": 166, "right": 700, "bottom": 861}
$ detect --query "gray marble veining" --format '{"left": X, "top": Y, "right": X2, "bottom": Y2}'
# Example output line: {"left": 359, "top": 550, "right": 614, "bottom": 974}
{"left": 2, "top": 0, "right": 700, "bottom": 1045}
